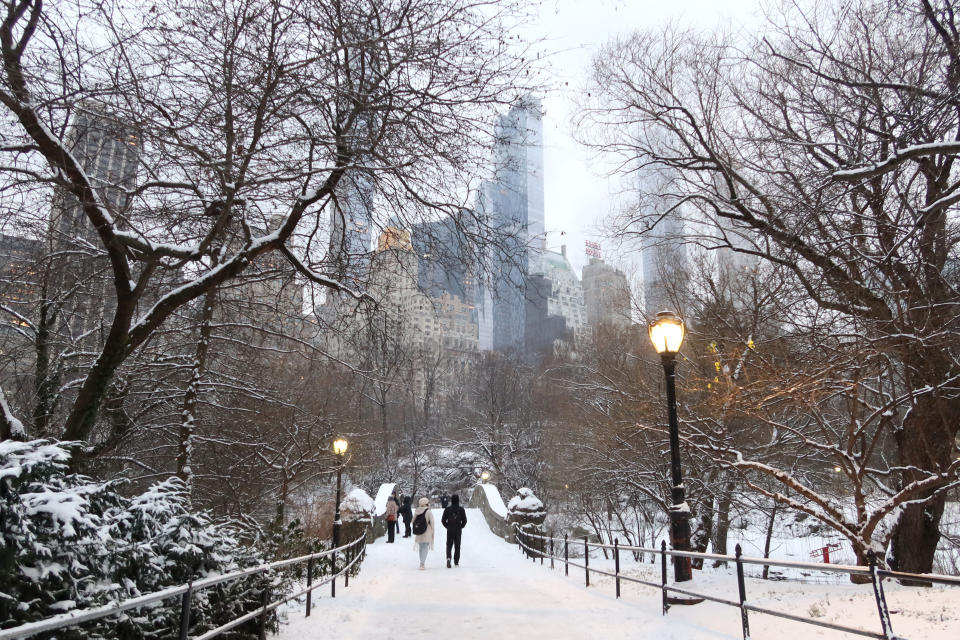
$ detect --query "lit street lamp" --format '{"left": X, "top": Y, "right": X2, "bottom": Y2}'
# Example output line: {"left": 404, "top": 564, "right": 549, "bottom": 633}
{"left": 649, "top": 310, "right": 692, "bottom": 583}
{"left": 480, "top": 470, "right": 490, "bottom": 483}
{"left": 332, "top": 437, "right": 349, "bottom": 548}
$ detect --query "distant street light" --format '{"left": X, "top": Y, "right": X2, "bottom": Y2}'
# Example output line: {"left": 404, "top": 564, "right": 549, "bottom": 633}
{"left": 332, "top": 438, "right": 349, "bottom": 548}
{"left": 649, "top": 310, "right": 692, "bottom": 583}
{"left": 480, "top": 470, "right": 490, "bottom": 482}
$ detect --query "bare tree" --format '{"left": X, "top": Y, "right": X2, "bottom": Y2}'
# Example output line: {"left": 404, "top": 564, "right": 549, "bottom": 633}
{"left": 580, "top": 0, "right": 960, "bottom": 573}
{"left": 0, "top": 0, "right": 534, "bottom": 446}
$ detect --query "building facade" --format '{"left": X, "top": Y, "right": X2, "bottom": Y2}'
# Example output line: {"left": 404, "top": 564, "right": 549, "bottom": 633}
{"left": 582, "top": 257, "right": 631, "bottom": 329}
{"left": 48, "top": 105, "right": 140, "bottom": 343}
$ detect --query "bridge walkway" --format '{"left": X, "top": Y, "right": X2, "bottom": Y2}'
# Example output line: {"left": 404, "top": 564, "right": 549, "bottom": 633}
{"left": 275, "top": 508, "right": 677, "bottom": 639}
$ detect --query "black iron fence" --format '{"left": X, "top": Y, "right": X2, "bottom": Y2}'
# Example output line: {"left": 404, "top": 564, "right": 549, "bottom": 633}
{"left": 515, "top": 525, "right": 960, "bottom": 640}
{"left": 0, "top": 533, "right": 367, "bottom": 640}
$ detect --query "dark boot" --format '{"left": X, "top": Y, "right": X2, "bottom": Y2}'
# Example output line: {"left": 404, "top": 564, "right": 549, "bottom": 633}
{"left": 447, "top": 558, "right": 451, "bottom": 568}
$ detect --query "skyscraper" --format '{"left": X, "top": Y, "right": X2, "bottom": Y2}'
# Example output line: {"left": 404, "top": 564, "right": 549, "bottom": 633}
{"left": 640, "top": 214, "right": 686, "bottom": 317}
{"left": 49, "top": 105, "right": 140, "bottom": 340}
{"left": 479, "top": 96, "right": 545, "bottom": 351}
{"left": 328, "top": 169, "right": 374, "bottom": 285}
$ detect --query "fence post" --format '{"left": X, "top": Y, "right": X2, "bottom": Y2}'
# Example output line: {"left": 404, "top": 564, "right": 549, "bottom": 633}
{"left": 331, "top": 547, "right": 337, "bottom": 598}
{"left": 868, "top": 550, "right": 895, "bottom": 639}
{"left": 178, "top": 584, "right": 192, "bottom": 640}
{"left": 257, "top": 588, "right": 269, "bottom": 640}
{"left": 584, "top": 537, "right": 590, "bottom": 587}
{"left": 564, "top": 534, "right": 569, "bottom": 576}
{"left": 661, "top": 540, "right": 669, "bottom": 615}
{"left": 305, "top": 558, "right": 314, "bottom": 617}
{"left": 345, "top": 543, "right": 351, "bottom": 588}
{"left": 541, "top": 534, "right": 544, "bottom": 565}
{"left": 735, "top": 544, "right": 750, "bottom": 640}
{"left": 550, "top": 536, "right": 555, "bottom": 570}
{"left": 615, "top": 538, "right": 621, "bottom": 599}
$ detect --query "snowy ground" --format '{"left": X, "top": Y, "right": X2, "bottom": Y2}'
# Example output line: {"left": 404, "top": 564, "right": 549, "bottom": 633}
{"left": 275, "top": 508, "right": 959, "bottom": 639}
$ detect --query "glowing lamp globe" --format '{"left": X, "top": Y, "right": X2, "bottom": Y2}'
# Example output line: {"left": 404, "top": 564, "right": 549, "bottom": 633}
{"left": 333, "top": 438, "right": 349, "bottom": 456}
{"left": 480, "top": 471, "right": 490, "bottom": 482}
{"left": 648, "top": 311, "right": 685, "bottom": 355}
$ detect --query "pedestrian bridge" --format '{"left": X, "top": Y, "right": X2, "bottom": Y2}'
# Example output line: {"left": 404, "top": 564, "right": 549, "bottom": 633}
{"left": 274, "top": 508, "right": 672, "bottom": 640}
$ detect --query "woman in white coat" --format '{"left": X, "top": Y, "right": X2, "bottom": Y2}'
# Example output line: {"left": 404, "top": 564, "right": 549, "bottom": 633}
{"left": 413, "top": 497, "right": 435, "bottom": 569}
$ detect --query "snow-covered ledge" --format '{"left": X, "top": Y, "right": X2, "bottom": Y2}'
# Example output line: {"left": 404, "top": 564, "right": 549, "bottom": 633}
{"left": 369, "top": 483, "right": 397, "bottom": 543}
{"left": 468, "top": 483, "right": 514, "bottom": 541}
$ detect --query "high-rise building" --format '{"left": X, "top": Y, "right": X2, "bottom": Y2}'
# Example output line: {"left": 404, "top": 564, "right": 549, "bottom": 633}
{"left": 582, "top": 256, "right": 631, "bottom": 329}
{"left": 0, "top": 233, "right": 41, "bottom": 343}
{"left": 528, "top": 244, "right": 587, "bottom": 348}
{"left": 329, "top": 169, "right": 374, "bottom": 285}
{"left": 48, "top": 105, "right": 140, "bottom": 341}
{"left": 479, "top": 96, "right": 545, "bottom": 351}
{"left": 411, "top": 217, "right": 471, "bottom": 301}
{"left": 640, "top": 214, "right": 686, "bottom": 317}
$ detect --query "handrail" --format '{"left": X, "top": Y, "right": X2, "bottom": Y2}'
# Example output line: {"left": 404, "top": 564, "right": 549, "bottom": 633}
{"left": 0, "top": 533, "right": 368, "bottom": 640}
{"left": 516, "top": 527, "right": 960, "bottom": 585}
{"left": 513, "top": 524, "right": 958, "bottom": 640}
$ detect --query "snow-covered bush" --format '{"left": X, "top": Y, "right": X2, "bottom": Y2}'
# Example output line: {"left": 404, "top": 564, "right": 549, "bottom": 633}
{"left": 340, "top": 487, "right": 375, "bottom": 524}
{"left": 0, "top": 440, "right": 275, "bottom": 638}
{"left": 506, "top": 487, "right": 546, "bottom": 528}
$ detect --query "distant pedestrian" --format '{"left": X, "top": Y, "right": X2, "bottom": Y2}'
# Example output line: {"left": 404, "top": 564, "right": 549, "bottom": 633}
{"left": 412, "top": 497, "right": 434, "bottom": 569}
{"left": 440, "top": 493, "right": 449, "bottom": 509}
{"left": 399, "top": 495, "right": 413, "bottom": 538}
{"left": 440, "top": 494, "right": 468, "bottom": 568}
{"left": 385, "top": 495, "right": 399, "bottom": 543}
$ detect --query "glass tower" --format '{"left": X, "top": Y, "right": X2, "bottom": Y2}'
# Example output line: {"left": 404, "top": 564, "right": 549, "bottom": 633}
{"left": 479, "top": 96, "right": 545, "bottom": 351}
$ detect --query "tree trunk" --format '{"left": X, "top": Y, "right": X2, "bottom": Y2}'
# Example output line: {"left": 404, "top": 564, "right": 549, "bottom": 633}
{"left": 176, "top": 288, "right": 217, "bottom": 490}
{"left": 712, "top": 486, "right": 732, "bottom": 567}
{"left": 762, "top": 501, "right": 778, "bottom": 580}
{"left": 888, "top": 390, "right": 956, "bottom": 577}
{"left": 690, "top": 495, "right": 713, "bottom": 569}
{"left": 61, "top": 294, "right": 136, "bottom": 441}
{"left": 31, "top": 295, "right": 58, "bottom": 437}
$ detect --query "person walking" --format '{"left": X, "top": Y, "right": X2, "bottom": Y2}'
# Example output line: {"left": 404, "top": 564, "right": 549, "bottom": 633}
{"left": 384, "top": 495, "right": 399, "bottom": 543}
{"left": 399, "top": 495, "right": 413, "bottom": 538}
{"left": 440, "top": 493, "right": 449, "bottom": 509}
{"left": 412, "top": 497, "right": 434, "bottom": 569}
{"left": 440, "top": 494, "right": 468, "bottom": 568}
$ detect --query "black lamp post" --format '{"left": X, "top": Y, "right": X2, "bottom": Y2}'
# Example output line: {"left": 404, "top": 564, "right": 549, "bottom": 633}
{"left": 332, "top": 437, "right": 348, "bottom": 548}
{"left": 649, "top": 310, "right": 692, "bottom": 583}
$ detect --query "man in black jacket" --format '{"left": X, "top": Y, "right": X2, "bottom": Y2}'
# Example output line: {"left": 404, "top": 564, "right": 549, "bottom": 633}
{"left": 440, "top": 494, "right": 468, "bottom": 568}
{"left": 399, "top": 495, "right": 413, "bottom": 538}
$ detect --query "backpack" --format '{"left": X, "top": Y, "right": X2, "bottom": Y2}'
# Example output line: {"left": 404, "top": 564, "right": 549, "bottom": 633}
{"left": 412, "top": 510, "right": 428, "bottom": 535}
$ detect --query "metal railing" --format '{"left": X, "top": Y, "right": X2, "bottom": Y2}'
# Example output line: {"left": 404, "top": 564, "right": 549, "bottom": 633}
{"left": 0, "top": 533, "right": 367, "bottom": 640}
{"left": 514, "top": 525, "right": 960, "bottom": 640}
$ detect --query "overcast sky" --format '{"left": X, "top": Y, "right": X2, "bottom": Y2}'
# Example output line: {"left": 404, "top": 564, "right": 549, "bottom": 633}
{"left": 525, "top": 0, "right": 762, "bottom": 278}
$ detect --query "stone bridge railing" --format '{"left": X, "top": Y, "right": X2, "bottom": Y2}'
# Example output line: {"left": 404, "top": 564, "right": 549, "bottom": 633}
{"left": 468, "top": 483, "right": 514, "bottom": 541}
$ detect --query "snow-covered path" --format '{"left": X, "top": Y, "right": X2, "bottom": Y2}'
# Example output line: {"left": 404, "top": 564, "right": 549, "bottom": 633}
{"left": 275, "top": 509, "right": 959, "bottom": 639}
{"left": 276, "top": 508, "right": 700, "bottom": 639}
